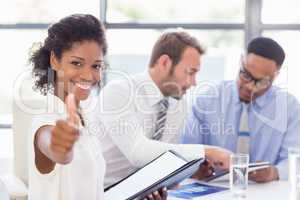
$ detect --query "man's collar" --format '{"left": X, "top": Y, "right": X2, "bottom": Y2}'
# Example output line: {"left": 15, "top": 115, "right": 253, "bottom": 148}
{"left": 140, "top": 71, "right": 165, "bottom": 107}
{"left": 254, "top": 87, "right": 273, "bottom": 108}
{"left": 233, "top": 81, "right": 273, "bottom": 108}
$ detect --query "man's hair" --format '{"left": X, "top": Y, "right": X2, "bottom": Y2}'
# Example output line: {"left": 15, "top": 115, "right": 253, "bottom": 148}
{"left": 149, "top": 30, "right": 205, "bottom": 68}
{"left": 247, "top": 37, "right": 285, "bottom": 68}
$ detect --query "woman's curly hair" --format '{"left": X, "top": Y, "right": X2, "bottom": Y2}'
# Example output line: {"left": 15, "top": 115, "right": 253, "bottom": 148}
{"left": 30, "top": 14, "right": 107, "bottom": 95}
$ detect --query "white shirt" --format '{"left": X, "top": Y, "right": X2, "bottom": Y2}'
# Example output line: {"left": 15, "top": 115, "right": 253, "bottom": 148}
{"left": 94, "top": 72, "right": 204, "bottom": 187}
{"left": 28, "top": 94, "right": 105, "bottom": 200}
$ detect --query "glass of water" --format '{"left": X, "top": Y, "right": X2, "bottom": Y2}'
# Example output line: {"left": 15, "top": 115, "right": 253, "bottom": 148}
{"left": 289, "top": 148, "right": 300, "bottom": 200}
{"left": 296, "top": 175, "right": 300, "bottom": 200}
{"left": 230, "top": 153, "right": 249, "bottom": 198}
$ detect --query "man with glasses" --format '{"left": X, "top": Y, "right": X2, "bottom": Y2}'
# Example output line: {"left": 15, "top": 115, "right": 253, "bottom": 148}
{"left": 181, "top": 37, "right": 300, "bottom": 183}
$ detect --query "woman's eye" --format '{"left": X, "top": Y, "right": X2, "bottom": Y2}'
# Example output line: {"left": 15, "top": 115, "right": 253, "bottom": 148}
{"left": 71, "top": 61, "right": 82, "bottom": 67}
{"left": 92, "top": 64, "right": 101, "bottom": 69}
{"left": 93, "top": 63, "right": 106, "bottom": 71}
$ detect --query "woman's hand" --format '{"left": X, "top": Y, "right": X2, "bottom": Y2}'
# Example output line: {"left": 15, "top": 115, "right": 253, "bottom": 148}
{"left": 143, "top": 187, "right": 168, "bottom": 200}
{"left": 49, "top": 93, "right": 80, "bottom": 164}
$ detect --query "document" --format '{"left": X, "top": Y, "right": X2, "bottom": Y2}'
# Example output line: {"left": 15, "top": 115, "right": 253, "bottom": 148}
{"left": 168, "top": 180, "right": 228, "bottom": 199}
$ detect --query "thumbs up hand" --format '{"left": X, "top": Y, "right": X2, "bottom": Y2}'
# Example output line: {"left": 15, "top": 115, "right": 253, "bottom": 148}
{"left": 49, "top": 93, "right": 80, "bottom": 164}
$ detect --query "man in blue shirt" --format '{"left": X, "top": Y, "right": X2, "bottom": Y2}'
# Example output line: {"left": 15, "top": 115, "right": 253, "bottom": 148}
{"left": 182, "top": 37, "right": 300, "bottom": 183}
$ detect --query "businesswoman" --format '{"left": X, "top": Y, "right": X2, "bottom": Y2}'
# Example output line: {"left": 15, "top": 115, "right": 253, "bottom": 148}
{"left": 28, "top": 14, "right": 167, "bottom": 200}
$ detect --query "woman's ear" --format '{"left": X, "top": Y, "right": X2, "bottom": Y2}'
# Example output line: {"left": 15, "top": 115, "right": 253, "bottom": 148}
{"left": 50, "top": 51, "right": 60, "bottom": 71}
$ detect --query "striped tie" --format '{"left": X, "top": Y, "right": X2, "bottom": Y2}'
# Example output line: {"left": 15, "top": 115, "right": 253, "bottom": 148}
{"left": 152, "top": 98, "right": 169, "bottom": 140}
{"left": 236, "top": 103, "right": 250, "bottom": 154}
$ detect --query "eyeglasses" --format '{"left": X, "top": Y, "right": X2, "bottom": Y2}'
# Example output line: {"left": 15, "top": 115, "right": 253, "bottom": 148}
{"left": 239, "top": 62, "right": 272, "bottom": 90}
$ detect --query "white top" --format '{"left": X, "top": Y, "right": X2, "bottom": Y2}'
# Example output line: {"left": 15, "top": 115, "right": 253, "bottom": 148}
{"left": 28, "top": 94, "right": 105, "bottom": 200}
{"left": 94, "top": 72, "right": 205, "bottom": 187}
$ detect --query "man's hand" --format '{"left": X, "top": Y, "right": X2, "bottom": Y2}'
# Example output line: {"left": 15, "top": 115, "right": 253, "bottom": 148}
{"left": 204, "top": 147, "right": 232, "bottom": 171}
{"left": 249, "top": 165, "right": 279, "bottom": 183}
{"left": 49, "top": 93, "right": 80, "bottom": 164}
{"left": 192, "top": 160, "right": 214, "bottom": 180}
{"left": 143, "top": 187, "right": 167, "bottom": 200}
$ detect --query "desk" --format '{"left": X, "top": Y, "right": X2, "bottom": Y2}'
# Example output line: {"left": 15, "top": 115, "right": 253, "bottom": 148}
{"left": 169, "top": 180, "right": 290, "bottom": 200}
{"left": 0, "top": 180, "right": 9, "bottom": 200}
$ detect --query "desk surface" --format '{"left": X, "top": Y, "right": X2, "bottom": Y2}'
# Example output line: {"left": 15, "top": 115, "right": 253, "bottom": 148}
{"left": 169, "top": 180, "right": 290, "bottom": 200}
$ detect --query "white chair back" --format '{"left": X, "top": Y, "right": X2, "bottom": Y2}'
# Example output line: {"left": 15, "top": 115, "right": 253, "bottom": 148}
{"left": 12, "top": 97, "right": 46, "bottom": 186}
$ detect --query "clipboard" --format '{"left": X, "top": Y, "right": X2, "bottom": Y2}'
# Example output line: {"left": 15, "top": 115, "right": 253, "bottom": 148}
{"left": 104, "top": 150, "right": 204, "bottom": 200}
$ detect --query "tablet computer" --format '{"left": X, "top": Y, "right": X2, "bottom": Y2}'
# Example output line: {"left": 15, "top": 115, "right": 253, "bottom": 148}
{"left": 204, "top": 161, "right": 270, "bottom": 182}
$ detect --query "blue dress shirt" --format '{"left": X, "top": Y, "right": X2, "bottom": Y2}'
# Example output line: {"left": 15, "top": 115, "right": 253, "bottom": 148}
{"left": 182, "top": 80, "right": 300, "bottom": 180}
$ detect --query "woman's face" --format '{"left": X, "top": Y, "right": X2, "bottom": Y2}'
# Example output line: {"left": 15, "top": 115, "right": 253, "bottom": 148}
{"left": 51, "top": 40, "right": 104, "bottom": 103}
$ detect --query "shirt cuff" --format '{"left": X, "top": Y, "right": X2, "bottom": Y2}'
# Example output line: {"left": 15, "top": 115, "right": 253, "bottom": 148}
{"left": 175, "top": 144, "right": 204, "bottom": 161}
{"left": 276, "top": 160, "right": 289, "bottom": 180}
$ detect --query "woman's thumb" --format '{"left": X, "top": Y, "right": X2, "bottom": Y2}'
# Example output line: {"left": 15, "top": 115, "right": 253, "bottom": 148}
{"left": 65, "top": 93, "right": 78, "bottom": 125}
